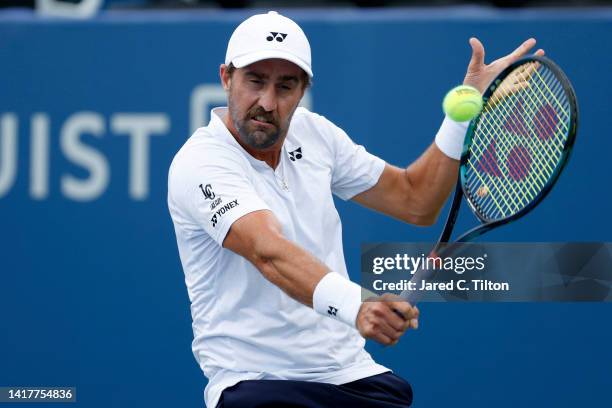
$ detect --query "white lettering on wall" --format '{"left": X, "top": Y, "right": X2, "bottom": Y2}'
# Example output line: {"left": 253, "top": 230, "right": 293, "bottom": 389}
{"left": 112, "top": 114, "right": 170, "bottom": 200}
{"left": 60, "top": 112, "right": 109, "bottom": 201}
{"left": 0, "top": 113, "right": 18, "bottom": 197}
{"left": 0, "top": 84, "right": 311, "bottom": 201}
{"left": 31, "top": 113, "right": 50, "bottom": 200}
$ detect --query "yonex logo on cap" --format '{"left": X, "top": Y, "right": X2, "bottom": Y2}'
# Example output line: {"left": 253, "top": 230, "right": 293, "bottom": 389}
{"left": 267, "top": 32, "right": 287, "bottom": 42}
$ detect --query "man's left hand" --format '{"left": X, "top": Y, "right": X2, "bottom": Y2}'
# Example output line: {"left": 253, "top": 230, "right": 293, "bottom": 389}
{"left": 463, "top": 37, "right": 545, "bottom": 94}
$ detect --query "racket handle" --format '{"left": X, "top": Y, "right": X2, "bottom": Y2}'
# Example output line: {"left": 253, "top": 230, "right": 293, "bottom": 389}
{"left": 390, "top": 248, "right": 449, "bottom": 318}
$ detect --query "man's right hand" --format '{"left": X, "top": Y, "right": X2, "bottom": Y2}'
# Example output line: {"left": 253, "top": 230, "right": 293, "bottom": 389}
{"left": 356, "top": 294, "right": 419, "bottom": 346}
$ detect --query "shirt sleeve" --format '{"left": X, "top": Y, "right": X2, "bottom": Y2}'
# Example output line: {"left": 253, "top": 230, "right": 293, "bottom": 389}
{"left": 323, "top": 117, "right": 386, "bottom": 201}
{"left": 169, "top": 143, "right": 270, "bottom": 246}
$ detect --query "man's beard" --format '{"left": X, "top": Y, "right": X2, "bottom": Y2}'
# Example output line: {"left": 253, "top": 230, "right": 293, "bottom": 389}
{"left": 229, "top": 103, "right": 283, "bottom": 150}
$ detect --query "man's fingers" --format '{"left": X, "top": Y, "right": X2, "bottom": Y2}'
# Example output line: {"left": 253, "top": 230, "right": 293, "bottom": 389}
{"left": 373, "top": 302, "right": 407, "bottom": 334}
{"left": 389, "top": 303, "right": 419, "bottom": 331}
{"left": 375, "top": 332, "right": 396, "bottom": 346}
{"left": 401, "top": 308, "right": 419, "bottom": 330}
{"left": 391, "top": 306, "right": 414, "bottom": 321}
{"left": 362, "top": 317, "right": 401, "bottom": 345}
{"left": 508, "top": 38, "right": 537, "bottom": 62}
{"left": 357, "top": 295, "right": 420, "bottom": 346}
{"left": 387, "top": 307, "right": 409, "bottom": 331}
{"left": 378, "top": 293, "right": 412, "bottom": 319}
{"left": 389, "top": 301, "right": 418, "bottom": 321}
{"left": 406, "top": 306, "right": 418, "bottom": 329}
{"left": 535, "top": 48, "right": 545, "bottom": 56}
{"left": 467, "top": 37, "right": 485, "bottom": 72}
{"left": 379, "top": 318, "right": 404, "bottom": 340}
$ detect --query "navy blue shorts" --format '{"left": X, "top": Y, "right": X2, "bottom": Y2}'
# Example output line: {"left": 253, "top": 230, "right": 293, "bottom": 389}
{"left": 216, "top": 372, "right": 413, "bottom": 408}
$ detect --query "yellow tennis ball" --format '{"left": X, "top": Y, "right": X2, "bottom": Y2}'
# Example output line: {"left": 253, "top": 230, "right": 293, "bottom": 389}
{"left": 443, "top": 85, "right": 483, "bottom": 122}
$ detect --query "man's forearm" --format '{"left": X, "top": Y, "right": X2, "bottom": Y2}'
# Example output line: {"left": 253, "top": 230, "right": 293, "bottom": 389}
{"left": 403, "top": 143, "right": 460, "bottom": 223}
{"left": 224, "top": 210, "right": 363, "bottom": 327}
{"left": 253, "top": 234, "right": 367, "bottom": 329}
{"left": 251, "top": 235, "right": 330, "bottom": 307}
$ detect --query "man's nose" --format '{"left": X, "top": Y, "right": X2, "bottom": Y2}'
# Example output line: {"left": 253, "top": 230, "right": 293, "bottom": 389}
{"left": 258, "top": 85, "right": 278, "bottom": 112}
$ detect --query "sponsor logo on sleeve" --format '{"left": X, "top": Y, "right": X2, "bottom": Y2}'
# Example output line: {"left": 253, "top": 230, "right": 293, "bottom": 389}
{"left": 210, "top": 197, "right": 222, "bottom": 210}
{"left": 199, "top": 184, "right": 215, "bottom": 200}
{"left": 210, "top": 199, "right": 239, "bottom": 228}
{"left": 199, "top": 183, "right": 223, "bottom": 210}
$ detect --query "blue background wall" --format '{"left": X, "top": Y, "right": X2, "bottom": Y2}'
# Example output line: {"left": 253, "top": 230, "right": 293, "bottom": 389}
{"left": 1, "top": 7, "right": 611, "bottom": 407}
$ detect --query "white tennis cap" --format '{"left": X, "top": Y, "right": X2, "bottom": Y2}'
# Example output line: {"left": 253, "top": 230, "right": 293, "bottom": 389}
{"left": 225, "top": 11, "right": 313, "bottom": 78}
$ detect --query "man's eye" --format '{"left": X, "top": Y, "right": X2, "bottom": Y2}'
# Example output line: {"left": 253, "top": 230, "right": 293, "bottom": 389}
{"left": 280, "top": 85, "right": 292, "bottom": 90}
{"left": 250, "top": 80, "right": 262, "bottom": 84}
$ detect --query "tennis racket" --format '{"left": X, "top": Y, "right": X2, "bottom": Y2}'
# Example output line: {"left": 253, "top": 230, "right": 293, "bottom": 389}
{"left": 402, "top": 55, "right": 578, "bottom": 303}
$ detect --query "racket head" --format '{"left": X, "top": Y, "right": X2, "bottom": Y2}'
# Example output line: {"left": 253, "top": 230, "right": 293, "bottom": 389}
{"left": 459, "top": 55, "right": 578, "bottom": 226}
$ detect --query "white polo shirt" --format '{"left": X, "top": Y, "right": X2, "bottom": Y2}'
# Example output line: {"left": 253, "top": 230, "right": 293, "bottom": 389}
{"left": 168, "top": 107, "right": 389, "bottom": 408}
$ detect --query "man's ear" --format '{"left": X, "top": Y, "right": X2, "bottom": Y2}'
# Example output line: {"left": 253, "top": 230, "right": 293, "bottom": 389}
{"left": 220, "top": 64, "right": 231, "bottom": 91}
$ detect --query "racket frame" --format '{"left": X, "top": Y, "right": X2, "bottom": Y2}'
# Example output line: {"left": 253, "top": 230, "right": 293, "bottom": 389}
{"left": 439, "top": 55, "right": 578, "bottom": 246}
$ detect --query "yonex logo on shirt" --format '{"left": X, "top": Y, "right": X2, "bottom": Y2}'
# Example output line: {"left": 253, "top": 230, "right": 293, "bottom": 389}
{"left": 267, "top": 32, "right": 287, "bottom": 42}
{"left": 327, "top": 306, "right": 338, "bottom": 316}
{"left": 288, "top": 147, "right": 303, "bottom": 162}
{"left": 210, "top": 199, "right": 239, "bottom": 228}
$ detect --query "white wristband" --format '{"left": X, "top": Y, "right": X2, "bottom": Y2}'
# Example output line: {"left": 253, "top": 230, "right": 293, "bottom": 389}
{"left": 313, "top": 272, "right": 362, "bottom": 329}
{"left": 434, "top": 116, "right": 470, "bottom": 160}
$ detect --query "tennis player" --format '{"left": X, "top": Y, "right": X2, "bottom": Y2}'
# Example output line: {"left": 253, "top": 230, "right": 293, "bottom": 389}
{"left": 168, "top": 11, "right": 543, "bottom": 408}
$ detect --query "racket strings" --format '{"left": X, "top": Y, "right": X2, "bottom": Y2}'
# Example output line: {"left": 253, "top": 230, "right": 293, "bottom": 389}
{"left": 464, "top": 61, "right": 571, "bottom": 220}
{"left": 470, "top": 65, "right": 568, "bottom": 217}
{"left": 476, "top": 77, "right": 560, "bottom": 199}
{"left": 471, "top": 95, "right": 561, "bottom": 217}
{"left": 469, "top": 96, "right": 549, "bottom": 214}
